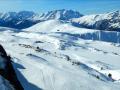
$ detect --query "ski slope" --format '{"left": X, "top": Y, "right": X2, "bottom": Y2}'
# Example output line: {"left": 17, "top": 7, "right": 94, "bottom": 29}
{"left": 0, "top": 21, "right": 120, "bottom": 90}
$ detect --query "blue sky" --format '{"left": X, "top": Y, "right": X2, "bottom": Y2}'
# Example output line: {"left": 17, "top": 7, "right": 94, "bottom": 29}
{"left": 0, "top": 0, "right": 120, "bottom": 14}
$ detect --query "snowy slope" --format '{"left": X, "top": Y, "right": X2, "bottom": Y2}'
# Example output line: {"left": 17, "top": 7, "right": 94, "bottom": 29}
{"left": 72, "top": 11, "right": 120, "bottom": 31}
{"left": 24, "top": 20, "right": 96, "bottom": 33}
{"left": 0, "top": 21, "right": 120, "bottom": 90}
{"left": 24, "top": 20, "right": 120, "bottom": 43}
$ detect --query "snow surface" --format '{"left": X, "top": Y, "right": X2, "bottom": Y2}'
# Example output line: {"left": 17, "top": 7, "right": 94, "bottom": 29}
{"left": 0, "top": 21, "right": 120, "bottom": 90}
{"left": 38, "top": 9, "right": 82, "bottom": 21}
{"left": 72, "top": 11, "right": 120, "bottom": 31}
{"left": 24, "top": 20, "right": 97, "bottom": 33}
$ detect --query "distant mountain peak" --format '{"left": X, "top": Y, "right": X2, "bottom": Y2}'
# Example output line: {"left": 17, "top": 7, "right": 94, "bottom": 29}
{"left": 72, "top": 10, "right": 120, "bottom": 31}
{"left": 108, "top": 10, "right": 120, "bottom": 15}
{"left": 0, "top": 10, "right": 120, "bottom": 31}
{"left": 40, "top": 9, "right": 83, "bottom": 21}
{"left": 107, "top": 10, "right": 120, "bottom": 19}
{"left": 0, "top": 10, "right": 83, "bottom": 29}
{"left": 0, "top": 11, "right": 40, "bottom": 29}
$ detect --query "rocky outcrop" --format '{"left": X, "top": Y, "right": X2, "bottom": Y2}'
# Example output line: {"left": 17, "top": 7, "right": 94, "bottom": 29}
{"left": 0, "top": 44, "right": 23, "bottom": 90}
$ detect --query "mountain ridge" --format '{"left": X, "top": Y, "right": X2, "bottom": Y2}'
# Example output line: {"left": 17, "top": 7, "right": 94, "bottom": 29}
{"left": 0, "top": 10, "right": 120, "bottom": 31}
{"left": 72, "top": 10, "right": 120, "bottom": 31}
{"left": 0, "top": 9, "right": 83, "bottom": 29}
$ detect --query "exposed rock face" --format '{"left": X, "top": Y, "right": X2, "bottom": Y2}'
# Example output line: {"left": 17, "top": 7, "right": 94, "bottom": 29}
{"left": 0, "top": 75, "right": 15, "bottom": 90}
{"left": 0, "top": 44, "right": 23, "bottom": 90}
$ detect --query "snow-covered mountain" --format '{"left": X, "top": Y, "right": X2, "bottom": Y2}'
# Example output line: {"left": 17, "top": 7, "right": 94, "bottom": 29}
{"left": 72, "top": 11, "right": 120, "bottom": 31}
{"left": 39, "top": 9, "right": 83, "bottom": 21}
{"left": 1, "top": 22, "right": 120, "bottom": 90}
{"left": 24, "top": 19, "right": 120, "bottom": 43}
{"left": 0, "top": 10, "right": 83, "bottom": 29}
{"left": 0, "top": 10, "right": 120, "bottom": 32}
{"left": 1, "top": 10, "right": 120, "bottom": 90}
{"left": 24, "top": 20, "right": 81, "bottom": 32}
{"left": 0, "top": 11, "right": 40, "bottom": 29}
